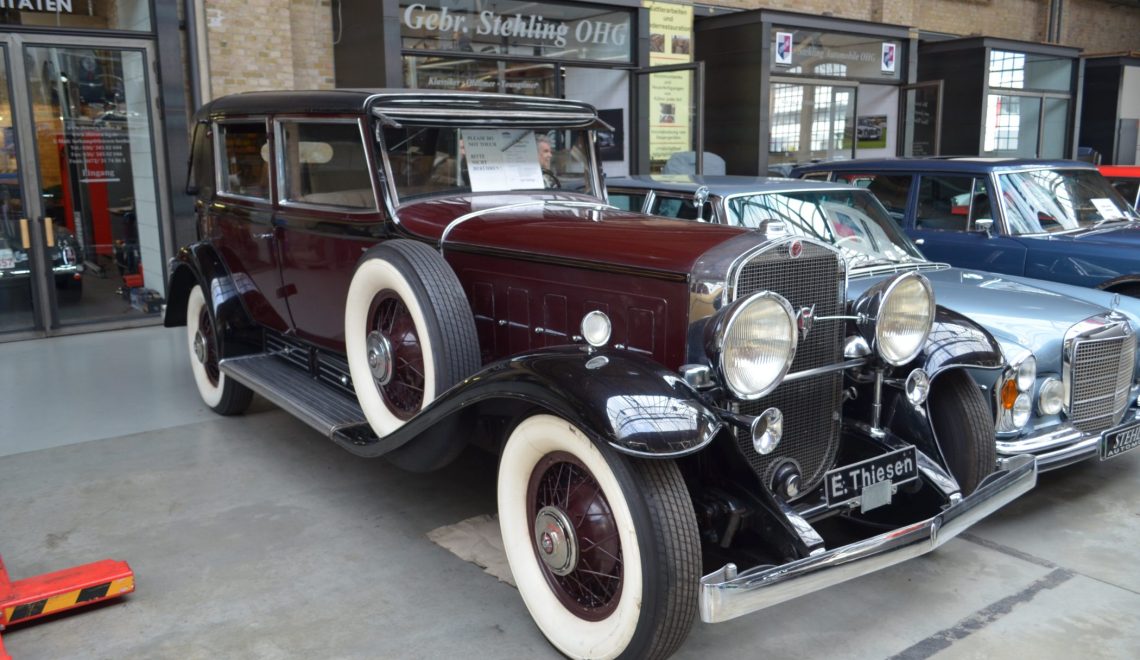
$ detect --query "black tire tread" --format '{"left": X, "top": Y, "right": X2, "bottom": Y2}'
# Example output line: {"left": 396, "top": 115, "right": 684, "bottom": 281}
{"left": 930, "top": 369, "right": 995, "bottom": 494}
{"left": 623, "top": 459, "right": 700, "bottom": 660}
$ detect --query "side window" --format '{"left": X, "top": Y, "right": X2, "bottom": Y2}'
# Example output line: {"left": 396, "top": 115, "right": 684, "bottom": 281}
{"left": 280, "top": 121, "right": 376, "bottom": 209}
{"left": 915, "top": 175, "right": 982, "bottom": 231}
{"left": 607, "top": 191, "right": 646, "bottom": 212}
{"left": 187, "top": 121, "right": 214, "bottom": 198}
{"left": 650, "top": 195, "right": 699, "bottom": 220}
{"left": 800, "top": 172, "right": 830, "bottom": 182}
{"left": 852, "top": 173, "right": 912, "bottom": 221}
{"left": 218, "top": 122, "right": 269, "bottom": 199}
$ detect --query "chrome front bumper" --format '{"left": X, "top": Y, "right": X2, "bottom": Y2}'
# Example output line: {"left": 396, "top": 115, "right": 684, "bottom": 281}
{"left": 698, "top": 453, "right": 1037, "bottom": 623}
{"left": 996, "top": 409, "right": 1140, "bottom": 471}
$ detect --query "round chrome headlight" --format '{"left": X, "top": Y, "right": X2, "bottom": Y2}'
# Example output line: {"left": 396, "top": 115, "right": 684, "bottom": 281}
{"left": 1038, "top": 377, "right": 1064, "bottom": 415}
{"left": 874, "top": 273, "right": 935, "bottom": 366}
{"left": 1012, "top": 392, "right": 1032, "bottom": 428}
{"left": 1016, "top": 356, "right": 1036, "bottom": 391}
{"left": 709, "top": 291, "right": 798, "bottom": 399}
{"left": 580, "top": 311, "right": 612, "bottom": 348}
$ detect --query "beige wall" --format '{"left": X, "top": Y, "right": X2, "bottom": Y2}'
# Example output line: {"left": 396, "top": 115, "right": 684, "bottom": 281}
{"left": 201, "top": 0, "right": 1140, "bottom": 96}
{"left": 204, "top": 0, "right": 335, "bottom": 98}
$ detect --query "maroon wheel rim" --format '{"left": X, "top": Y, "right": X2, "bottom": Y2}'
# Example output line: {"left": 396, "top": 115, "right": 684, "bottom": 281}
{"left": 368, "top": 290, "right": 425, "bottom": 419}
{"left": 196, "top": 305, "right": 220, "bottom": 387}
{"left": 526, "top": 451, "right": 623, "bottom": 621}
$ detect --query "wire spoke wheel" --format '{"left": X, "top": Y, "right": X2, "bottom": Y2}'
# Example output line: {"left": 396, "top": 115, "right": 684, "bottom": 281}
{"left": 527, "top": 451, "right": 623, "bottom": 620}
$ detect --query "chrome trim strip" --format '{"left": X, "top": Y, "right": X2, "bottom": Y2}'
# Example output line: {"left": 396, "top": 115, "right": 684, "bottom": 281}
{"left": 782, "top": 358, "right": 869, "bottom": 382}
{"left": 996, "top": 409, "right": 1140, "bottom": 470}
{"left": 698, "top": 454, "right": 1037, "bottom": 623}
{"left": 438, "top": 202, "right": 545, "bottom": 247}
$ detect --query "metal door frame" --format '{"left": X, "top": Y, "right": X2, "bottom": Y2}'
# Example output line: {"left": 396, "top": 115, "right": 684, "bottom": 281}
{"left": 0, "top": 32, "right": 170, "bottom": 341}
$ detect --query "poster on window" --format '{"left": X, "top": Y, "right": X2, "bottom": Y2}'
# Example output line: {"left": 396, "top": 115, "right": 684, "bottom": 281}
{"left": 881, "top": 43, "right": 897, "bottom": 74}
{"left": 775, "top": 32, "right": 794, "bottom": 66}
{"left": 644, "top": 1, "right": 693, "bottom": 167}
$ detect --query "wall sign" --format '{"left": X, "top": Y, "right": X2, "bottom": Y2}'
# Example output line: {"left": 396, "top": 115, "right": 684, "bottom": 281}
{"left": 775, "top": 31, "right": 794, "bottom": 66}
{"left": 400, "top": 0, "right": 632, "bottom": 63}
{"left": 881, "top": 43, "right": 896, "bottom": 74}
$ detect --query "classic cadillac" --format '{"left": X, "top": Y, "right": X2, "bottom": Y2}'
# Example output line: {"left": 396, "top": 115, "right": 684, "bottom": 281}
{"left": 606, "top": 174, "right": 1140, "bottom": 470}
{"left": 165, "top": 90, "right": 1036, "bottom": 659}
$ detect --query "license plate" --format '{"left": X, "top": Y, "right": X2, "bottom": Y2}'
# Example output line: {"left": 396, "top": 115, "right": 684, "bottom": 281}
{"left": 1101, "top": 420, "right": 1140, "bottom": 460}
{"left": 824, "top": 446, "right": 919, "bottom": 511}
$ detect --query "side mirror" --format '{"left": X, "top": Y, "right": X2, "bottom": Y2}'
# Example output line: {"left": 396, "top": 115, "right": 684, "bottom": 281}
{"left": 975, "top": 217, "right": 993, "bottom": 237}
{"left": 694, "top": 185, "right": 709, "bottom": 221}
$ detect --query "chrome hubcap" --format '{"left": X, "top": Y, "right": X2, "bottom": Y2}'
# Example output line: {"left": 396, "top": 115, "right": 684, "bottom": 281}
{"left": 534, "top": 506, "right": 578, "bottom": 576}
{"left": 193, "top": 331, "right": 206, "bottom": 364}
{"left": 366, "top": 330, "right": 394, "bottom": 385}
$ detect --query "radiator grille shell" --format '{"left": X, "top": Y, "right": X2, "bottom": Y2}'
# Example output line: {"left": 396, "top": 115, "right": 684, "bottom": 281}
{"left": 727, "top": 240, "right": 845, "bottom": 496}
{"left": 1066, "top": 324, "right": 1135, "bottom": 434}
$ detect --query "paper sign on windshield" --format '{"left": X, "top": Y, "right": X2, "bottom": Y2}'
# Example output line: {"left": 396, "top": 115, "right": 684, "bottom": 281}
{"left": 1091, "top": 197, "right": 1125, "bottom": 220}
{"left": 461, "top": 129, "right": 545, "bottom": 192}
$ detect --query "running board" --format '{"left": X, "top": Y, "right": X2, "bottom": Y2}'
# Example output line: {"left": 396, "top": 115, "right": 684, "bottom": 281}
{"left": 220, "top": 354, "right": 378, "bottom": 447}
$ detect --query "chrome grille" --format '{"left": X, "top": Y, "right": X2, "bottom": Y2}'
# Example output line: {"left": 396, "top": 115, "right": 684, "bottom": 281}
{"left": 1069, "top": 333, "right": 1134, "bottom": 433}
{"left": 729, "top": 241, "right": 844, "bottom": 496}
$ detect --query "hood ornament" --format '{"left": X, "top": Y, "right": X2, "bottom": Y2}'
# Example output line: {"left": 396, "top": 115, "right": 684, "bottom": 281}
{"left": 797, "top": 304, "right": 816, "bottom": 340}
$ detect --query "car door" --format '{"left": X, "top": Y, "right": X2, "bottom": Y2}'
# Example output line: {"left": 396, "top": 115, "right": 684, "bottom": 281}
{"left": 209, "top": 118, "right": 292, "bottom": 333}
{"left": 273, "top": 116, "right": 384, "bottom": 351}
{"left": 907, "top": 173, "right": 1026, "bottom": 274}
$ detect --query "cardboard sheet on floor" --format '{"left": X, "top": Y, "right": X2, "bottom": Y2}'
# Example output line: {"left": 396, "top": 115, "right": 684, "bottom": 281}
{"left": 427, "top": 514, "right": 515, "bottom": 587}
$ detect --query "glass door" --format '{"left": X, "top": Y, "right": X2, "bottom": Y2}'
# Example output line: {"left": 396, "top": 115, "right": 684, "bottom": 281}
{"left": 0, "top": 42, "right": 37, "bottom": 334}
{"left": 634, "top": 62, "right": 704, "bottom": 174}
{"left": 11, "top": 38, "right": 165, "bottom": 335}
{"left": 901, "top": 80, "right": 942, "bottom": 156}
{"left": 768, "top": 78, "right": 857, "bottom": 168}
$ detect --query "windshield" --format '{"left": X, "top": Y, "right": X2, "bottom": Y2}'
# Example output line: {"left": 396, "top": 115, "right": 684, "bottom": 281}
{"left": 725, "top": 189, "right": 927, "bottom": 268}
{"left": 380, "top": 126, "right": 599, "bottom": 203}
{"left": 998, "top": 168, "right": 1140, "bottom": 235}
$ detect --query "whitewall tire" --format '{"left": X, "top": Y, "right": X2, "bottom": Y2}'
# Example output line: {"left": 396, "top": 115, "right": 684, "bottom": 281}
{"left": 344, "top": 240, "right": 479, "bottom": 437}
{"left": 186, "top": 283, "right": 252, "bottom": 415}
{"left": 498, "top": 414, "right": 700, "bottom": 660}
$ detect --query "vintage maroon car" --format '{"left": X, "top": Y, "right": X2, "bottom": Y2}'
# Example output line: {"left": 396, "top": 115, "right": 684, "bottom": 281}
{"left": 165, "top": 90, "right": 1036, "bottom": 659}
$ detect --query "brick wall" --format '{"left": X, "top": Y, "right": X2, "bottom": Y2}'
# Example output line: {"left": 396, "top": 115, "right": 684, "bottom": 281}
{"left": 204, "top": 0, "right": 334, "bottom": 97}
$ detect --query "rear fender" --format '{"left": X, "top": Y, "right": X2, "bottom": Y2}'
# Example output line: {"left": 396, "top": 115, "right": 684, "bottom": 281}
{"left": 163, "top": 243, "right": 259, "bottom": 357}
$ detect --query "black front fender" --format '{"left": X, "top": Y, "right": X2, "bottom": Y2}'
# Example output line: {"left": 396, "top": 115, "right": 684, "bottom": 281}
{"left": 357, "top": 346, "right": 726, "bottom": 460}
{"left": 919, "top": 306, "right": 1004, "bottom": 376}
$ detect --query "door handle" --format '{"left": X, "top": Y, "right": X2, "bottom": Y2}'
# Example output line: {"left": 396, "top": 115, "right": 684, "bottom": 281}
{"left": 43, "top": 217, "right": 55, "bottom": 247}
{"left": 19, "top": 217, "right": 29, "bottom": 249}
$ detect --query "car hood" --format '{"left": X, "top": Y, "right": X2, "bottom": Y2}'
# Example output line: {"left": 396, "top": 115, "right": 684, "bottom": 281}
{"left": 848, "top": 266, "right": 1115, "bottom": 366}
{"left": 1044, "top": 220, "right": 1140, "bottom": 245}
{"left": 397, "top": 192, "right": 748, "bottom": 276}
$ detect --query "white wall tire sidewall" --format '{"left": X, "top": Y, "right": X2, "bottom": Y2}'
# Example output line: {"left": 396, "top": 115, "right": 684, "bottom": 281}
{"left": 186, "top": 284, "right": 224, "bottom": 409}
{"left": 345, "top": 258, "right": 438, "bottom": 436}
{"left": 498, "top": 415, "right": 643, "bottom": 660}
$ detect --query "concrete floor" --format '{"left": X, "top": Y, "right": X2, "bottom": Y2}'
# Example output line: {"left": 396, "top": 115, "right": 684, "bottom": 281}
{"left": 2, "top": 325, "right": 1139, "bottom": 659}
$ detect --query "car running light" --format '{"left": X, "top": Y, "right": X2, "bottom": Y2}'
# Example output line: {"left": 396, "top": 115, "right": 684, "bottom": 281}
{"left": 580, "top": 311, "right": 612, "bottom": 348}
{"left": 751, "top": 408, "right": 783, "bottom": 455}
{"left": 1016, "top": 356, "right": 1037, "bottom": 391}
{"left": 710, "top": 291, "right": 797, "bottom": 400}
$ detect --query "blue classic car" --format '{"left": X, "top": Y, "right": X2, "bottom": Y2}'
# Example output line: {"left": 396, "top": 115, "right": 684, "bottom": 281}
{"left": 790, "top": 158, "right": 1140, "bottom": 297}
{"left": 606, "top": 174, "right": 1140, "bottom": 469}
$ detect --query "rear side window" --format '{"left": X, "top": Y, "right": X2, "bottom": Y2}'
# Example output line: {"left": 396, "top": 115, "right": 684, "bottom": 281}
{"left": 218, "top": 122, "right": 270, "bottom": 199}
{"left": 915, "top": 175, "right": 985, "bottom": 231}
{"left": 279, "top": 120, "right": 376, "bottom": 209}
{"left": 650, "top": 194, "right": 700, "bottom": 220}
{"left": 607, "top": 191, "right": 646, "bottom": 212}
{"left": 835, "top": 173, "right": 912, "bottom": 220}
